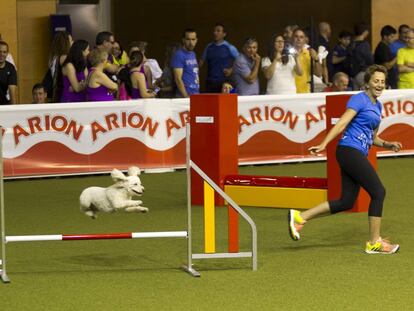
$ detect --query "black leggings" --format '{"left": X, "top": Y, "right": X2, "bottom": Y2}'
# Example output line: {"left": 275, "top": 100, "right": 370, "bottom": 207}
{"left": 329, "top": 146, "right": 386, "bottom": 217}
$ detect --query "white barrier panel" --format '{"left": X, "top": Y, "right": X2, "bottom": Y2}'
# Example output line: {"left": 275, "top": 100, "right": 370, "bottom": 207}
{"left": 0, "top": 91, "right": 412, "bottom": 178}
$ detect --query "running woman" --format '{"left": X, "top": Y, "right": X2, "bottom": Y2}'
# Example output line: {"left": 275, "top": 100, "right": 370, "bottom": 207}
{"left": 288, "top": 64, "right": 402, "bottom": 254}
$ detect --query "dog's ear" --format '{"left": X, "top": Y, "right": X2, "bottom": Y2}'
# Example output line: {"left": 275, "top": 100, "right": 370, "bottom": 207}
{"left": 111, "top": 169, "right": 127, "bottom": 182}
{"left": 128, "top": 166, "right": 141, "bottom": 177}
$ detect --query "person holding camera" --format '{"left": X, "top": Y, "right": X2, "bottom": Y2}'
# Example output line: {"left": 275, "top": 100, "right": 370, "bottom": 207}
{"left": 261, "top": 34, "right": 303, "bottom": 94}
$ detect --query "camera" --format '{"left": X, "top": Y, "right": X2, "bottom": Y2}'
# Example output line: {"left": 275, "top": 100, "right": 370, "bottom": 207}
{"left": 282, "top": 47, "right": 296, "bottom": 56}
{"left": 281, "top": 47, "right": 295, "bottom": 64}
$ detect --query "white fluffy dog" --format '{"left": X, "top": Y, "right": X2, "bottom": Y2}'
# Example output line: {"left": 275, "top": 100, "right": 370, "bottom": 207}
{"left": 80, "top": 167, "right": 148, "bottom": 219}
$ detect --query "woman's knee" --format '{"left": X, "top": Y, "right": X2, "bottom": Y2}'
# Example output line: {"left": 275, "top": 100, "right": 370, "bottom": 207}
{"left": 370, "top": 184, "right": 386, "bottom": 201}
{"left": 329, "top": 197, "right": 357, "bottom": 214}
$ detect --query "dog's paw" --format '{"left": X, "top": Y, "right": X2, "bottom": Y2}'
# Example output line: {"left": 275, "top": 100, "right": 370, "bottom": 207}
{"left": 85, "top": 211, "right": 97, "bottom": 219}
{"left": 125, "top": 206, "right": 148, "bottom": 213}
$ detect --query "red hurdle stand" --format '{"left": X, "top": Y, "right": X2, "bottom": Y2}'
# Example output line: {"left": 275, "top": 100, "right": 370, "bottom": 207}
{"left": 188, "top": 93, "right": 246, "bottom": 256}
{"left": 186, "top": 94, "right": 257, "bottom": 271}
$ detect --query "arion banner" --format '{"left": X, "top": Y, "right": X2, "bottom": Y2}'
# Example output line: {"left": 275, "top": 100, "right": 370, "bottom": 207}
{"left": 0, "top": 90, "right": 413, "bottom": 178}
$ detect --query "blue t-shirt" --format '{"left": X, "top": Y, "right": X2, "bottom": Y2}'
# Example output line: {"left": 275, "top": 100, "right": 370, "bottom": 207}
{"left": 171, "top": 48, "right": 199, "bottom": 96}
{"left": 202, "top": 40, "right": 239, "bottom": 83}
{"left": 390, "top": 39, "right": 406, "bottom": 57}
{"left": 338, "top": 92, "right": 382, "bottom": 156}
{"left": 232, "top": 54, "right": 259, "bottom": 96}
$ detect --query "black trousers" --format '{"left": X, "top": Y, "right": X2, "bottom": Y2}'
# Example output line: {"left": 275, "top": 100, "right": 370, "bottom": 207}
{"left": 329, "top": 146, "right": 386, "bottom": 217}
{"left": 205, "top": 80, "right": 223, "bottom": 93}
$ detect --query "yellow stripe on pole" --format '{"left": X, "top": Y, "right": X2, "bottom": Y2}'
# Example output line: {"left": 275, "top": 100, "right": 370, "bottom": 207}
{"left": 204, "top": 181, "right": 215, "bottom": 253}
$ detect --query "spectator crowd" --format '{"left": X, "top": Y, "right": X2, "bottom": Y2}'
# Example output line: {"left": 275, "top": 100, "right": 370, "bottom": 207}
{"left": 1, "top": 21, "right": 414, "bottom": 105}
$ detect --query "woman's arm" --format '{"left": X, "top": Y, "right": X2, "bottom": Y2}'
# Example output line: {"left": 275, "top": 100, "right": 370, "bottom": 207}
{"left": 309, "top": 108, "right": 357, "bottom": 153}
{"left": 96, "top": 71, "right": 118, "bottom": 91}
{"left": 64, "top": 63, "right": 86, "bottom": 92}
{"left": 144, "top": 64, "right": 154, "bottom": 89}
{"left": 372, "top": 127, "right": 402, "bottom": 151}
{"left": 262, "top": 57, "right": 277, "bottom": 80}
{"left": 59, "top": 54, "right": 67, "bottom": 66}
{"left": 133, "top": 72, "right": 155, "bottom": 98}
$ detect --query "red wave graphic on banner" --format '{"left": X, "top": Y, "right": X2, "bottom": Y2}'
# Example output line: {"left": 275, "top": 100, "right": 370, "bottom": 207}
{"left": 3, "top": 124, "right": 413, "bottom": 177}
{"left": 4, "top": 138, "right": 186, "bottom": 177}
{"left": 238, "top": 123, "right": 414, "bottom": 163}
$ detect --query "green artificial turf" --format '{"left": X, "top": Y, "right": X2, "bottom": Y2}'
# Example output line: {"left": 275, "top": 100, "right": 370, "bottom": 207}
{"left": 0, "top": 157, "right": 413, "bottom": 310}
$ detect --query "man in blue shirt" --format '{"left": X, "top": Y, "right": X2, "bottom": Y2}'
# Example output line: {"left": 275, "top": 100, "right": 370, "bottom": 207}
{"left": 199, "top": 23, "right": 239, "bottom": 93}
{"left": 171, "top": 29, "right": 200, "bottom": 97}
{"left": 390, "top": 24, "right": 410, "bottom": 57}
{"left": 232, "top": 38, "right": 260, "bottom": 96}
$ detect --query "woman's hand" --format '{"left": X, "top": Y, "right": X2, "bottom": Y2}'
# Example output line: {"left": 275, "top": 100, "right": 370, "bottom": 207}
{"left": 385, "top": 141, "right": 402, "bottom": 152}
{"left": 273, "top": 51, "right": 282, "bottom": 62}
{"left": 79, "top": 80, "right": 87, "bottom": 89}
{"left": 308, "top": 144, "right": 326, "bottom": 155}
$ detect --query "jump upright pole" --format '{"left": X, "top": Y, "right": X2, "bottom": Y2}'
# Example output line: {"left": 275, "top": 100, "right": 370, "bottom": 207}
{"left": 0, "top": 126, "right": 9, "bottom": 283}
{"left": 182, "top": 123, "right": 201, "bottom": 277}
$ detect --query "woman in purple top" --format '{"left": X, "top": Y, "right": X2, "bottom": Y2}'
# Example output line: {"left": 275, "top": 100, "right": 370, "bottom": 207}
{"left": 129, "top": 50, "right": 155, "bottom": 99}
{"left": 47, "top": 31, "right": 72, "bottom": 102}
{"left": 86, "top": 49, "right": 118, "bottom": 102}
{"left": 61, "top": 40, "right": 89, "bottom": 102}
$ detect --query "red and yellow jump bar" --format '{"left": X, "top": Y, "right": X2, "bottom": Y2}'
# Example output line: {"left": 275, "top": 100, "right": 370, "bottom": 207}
{"left": 202, "top": 175, "right": 327, "bottom": 255}
{"left": 224, "top": 175, "right": 328, "bottom": 209}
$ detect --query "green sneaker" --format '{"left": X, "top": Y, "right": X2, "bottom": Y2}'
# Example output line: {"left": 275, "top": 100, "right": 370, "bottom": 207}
{"left": 365, "top": 237, "right": 400, "bottom": 254}
{"left": 288, "top": 209, "right": 305, "bottom": 241}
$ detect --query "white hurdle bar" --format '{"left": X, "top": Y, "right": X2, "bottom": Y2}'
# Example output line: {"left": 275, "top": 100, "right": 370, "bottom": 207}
{"left": 5, "top": 231, "right": 188, "bottom": 243}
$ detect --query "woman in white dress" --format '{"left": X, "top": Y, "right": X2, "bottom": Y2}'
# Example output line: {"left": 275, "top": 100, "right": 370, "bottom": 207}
{"left": 261, "top": 34, "right": 302, "bottom": 94}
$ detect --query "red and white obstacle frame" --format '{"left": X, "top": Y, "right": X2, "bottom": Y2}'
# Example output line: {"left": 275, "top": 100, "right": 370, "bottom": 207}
{"left": 0, "top": 95, "right": 258, "bottom": 283}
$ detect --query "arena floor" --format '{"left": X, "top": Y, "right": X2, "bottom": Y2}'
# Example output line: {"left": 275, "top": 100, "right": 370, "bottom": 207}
{"left": 1, "top": 157, "right": 413, "bottom": 310}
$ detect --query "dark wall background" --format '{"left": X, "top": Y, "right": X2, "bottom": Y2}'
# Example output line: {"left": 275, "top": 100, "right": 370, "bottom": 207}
{"left": 113, "top": 0, "right": 371, "bottom": 91}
